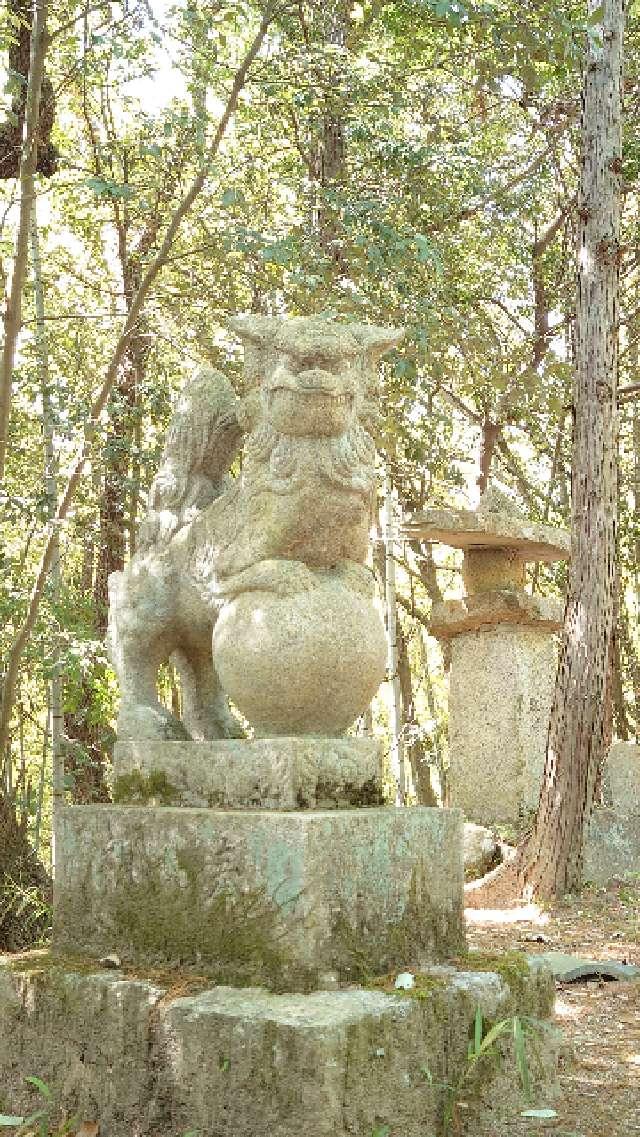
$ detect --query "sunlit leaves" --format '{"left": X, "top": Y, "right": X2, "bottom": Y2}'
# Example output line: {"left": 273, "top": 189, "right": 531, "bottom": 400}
{"left": 84, "top": 176, "right": 135, "bottom": 200}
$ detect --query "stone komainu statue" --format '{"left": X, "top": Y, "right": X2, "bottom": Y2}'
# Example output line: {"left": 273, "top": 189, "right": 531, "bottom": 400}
{"left": 108, "top": 316, "right": 403, "bottom": 740}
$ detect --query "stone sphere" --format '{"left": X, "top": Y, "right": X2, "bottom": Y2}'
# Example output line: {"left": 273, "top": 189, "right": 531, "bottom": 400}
{"left": 213, "top": 580, "right": 387, "bottom": 737}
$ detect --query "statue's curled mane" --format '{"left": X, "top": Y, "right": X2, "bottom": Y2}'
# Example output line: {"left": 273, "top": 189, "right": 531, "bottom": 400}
{"left": 243, "top": 420, "right": 376, "bottom": 497}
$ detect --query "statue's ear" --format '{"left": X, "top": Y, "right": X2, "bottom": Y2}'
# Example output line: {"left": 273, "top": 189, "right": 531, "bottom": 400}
{"left": 228, "top": 315, "right": 279, "bottom": 347}
{"left": 351, "top": 324, "right": 405, "bottom": 362}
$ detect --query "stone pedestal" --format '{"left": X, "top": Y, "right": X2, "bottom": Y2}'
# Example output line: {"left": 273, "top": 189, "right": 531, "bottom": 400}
{"left": 0, "top": 950, "right": 559, "bottom": 1137}
{"left": 54, "top": 798, "right": 465, "bottom": 990}
{"left": 583, "top": 743, "right": 640, "bottom": 884}
{"left": 112, "top": 737, "right": 384, "bottom": 809}
{"left": 403, "top": 490, "right": 569, "bottom": 829}
{"left": 447, "top": 623, "right": 560, "bottom": 826}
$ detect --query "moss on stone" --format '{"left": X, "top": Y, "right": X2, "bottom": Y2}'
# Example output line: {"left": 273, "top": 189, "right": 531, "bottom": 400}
{"left": 54, "top": 844, "right": 311, "bottom": 990}
{"left": 459, "top": 950, "right": 534, "bottom": 1007}
{"left": 369, "top": 971, "right": 447, "bottom": 1000}
{"left": 5, "top": 948, "right": 102, "bottom": 977}
{"left": 462, "top": 949, "right": 530, "bottom": 981}
{"left": 332, "top": 862, "right": 465, "bottom": 984}
{"left": 112, "top": 769, "right": 180, "bottom": 805}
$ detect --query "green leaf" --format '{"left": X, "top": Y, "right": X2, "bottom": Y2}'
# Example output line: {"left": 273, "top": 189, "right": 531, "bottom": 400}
{"left": 371, "top": 1126, "right": 391, "bottom": 1137}
{"left": 514, "top": 1017, "right": 532, "bottom": 1100}
{"left": 0, "top": 1116, "right": 25, "bottom": 1127}
{"left": 474, "top": 1018, "right": 512, "bottom": 1057}
{"left": 587, "top": 4, "right": 605, "bottom": 24}
{"left": 84, "top": 176, "right": 135, "bottom": 201}
{"left": 473, "top": 1006, "right": 483, "bottom": 1056}
{"left": 221, "top": 188, "right": 242, "bottom": 207}
{"left": 25, "top": 1076, "right": 52, "bottom": 1100}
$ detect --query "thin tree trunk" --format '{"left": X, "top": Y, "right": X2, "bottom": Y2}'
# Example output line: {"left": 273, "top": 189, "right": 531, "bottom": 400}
{"left": 33, "top": 707, "right": 49, "bottom": 859}
{"left": 30, "top": 209, "right": 64, "bottom": 863}
{"left": 618, "top": 597, "right": 640, "bottom": 737}
{"left": 94, "top": 260, "right": 149, "bottom": 633}
{"left": 397, "top": 621, "right": 437, "bottom": 806}
{"left": 0, "top": 0, "right": 48, "bottom": 480}
{"left": 418, "top": 627, "right": 448, "bottom": 802}
{"left": 0, "top": 8, "right": 276, "bottom": 758}
{"left": 383, "top": 474, "right": 406, "bottom": 804}
{"left": 467, "top": 0, "right": 624, "bottom": 904}
{"left": 477, "top": 415, "right": 501, "bottom": 495}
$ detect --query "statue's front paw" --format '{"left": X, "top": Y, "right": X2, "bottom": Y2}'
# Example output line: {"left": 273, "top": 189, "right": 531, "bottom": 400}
{"left": 333, "top": 561, "right": 376, "bottom": 597}
{"left": 272, "top": 560, "right": 319, "bottom": 597}
{"left": 215, "top": 558, "right": 318, "bottom": 599}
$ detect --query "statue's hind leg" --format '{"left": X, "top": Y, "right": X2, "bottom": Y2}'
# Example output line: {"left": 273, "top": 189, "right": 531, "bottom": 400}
{"left": 108, "top": 568, "right": 190, "bottom": 741}
{"left": 173, "top": 640, "right": 243, "bottom": 740}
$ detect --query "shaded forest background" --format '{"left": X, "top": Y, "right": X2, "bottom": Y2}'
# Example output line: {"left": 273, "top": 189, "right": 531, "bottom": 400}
{"left": 0, "top": 0, "right": 639, "bottom": 942}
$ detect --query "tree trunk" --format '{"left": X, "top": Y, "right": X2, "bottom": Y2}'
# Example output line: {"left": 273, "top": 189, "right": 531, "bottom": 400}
{"left": 467, "top": 0, "right": 624, "bottom": 904}
{"left": 0, "top": 0, "right": 48, "bottom": 480}
{"left": 397, "top": 621, "right": 437, "bottom": 806}
{"left": 383, "top": 474, "right": 406, "bottom": 804}
{"left": 477, "top": 415, "right": 501, "bottom": 495}
{"left": 94, "top": 261, "right": 149, "bottom": 633}
{"left": 308, "top": 7, "right": 349, "bottom": 272}
{"left": 30, "top": 208, "right": 65, "bottom": 858}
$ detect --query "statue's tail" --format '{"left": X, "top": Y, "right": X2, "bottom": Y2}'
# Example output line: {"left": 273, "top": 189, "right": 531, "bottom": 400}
{"left": 138, "top": 368, "right": 242, "bottom": 552}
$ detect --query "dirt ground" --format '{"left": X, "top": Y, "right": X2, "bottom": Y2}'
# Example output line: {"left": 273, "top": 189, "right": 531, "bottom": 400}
{"left": 466, "top": 879, "right": 640, "bottom": 1137}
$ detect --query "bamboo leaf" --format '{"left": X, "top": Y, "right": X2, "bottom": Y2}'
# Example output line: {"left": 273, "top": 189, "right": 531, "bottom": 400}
{"left": 24, "top": 1077, "right": 51, "bottom": 1100}
{"left": 474, "top": 1005, "right": 483, "bottom": 1056}
{"left": 514, "top": 1017, "right": 532, "bottom": 1100}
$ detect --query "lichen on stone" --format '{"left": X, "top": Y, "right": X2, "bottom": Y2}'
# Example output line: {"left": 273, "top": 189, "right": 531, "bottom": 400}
{"left": 112, "top": 769, "right": 180, "bottom": 805}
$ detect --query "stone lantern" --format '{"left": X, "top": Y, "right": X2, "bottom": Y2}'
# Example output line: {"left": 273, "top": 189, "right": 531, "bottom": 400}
{"left": 403, "top": 488, "right": 569, "bottom": 827}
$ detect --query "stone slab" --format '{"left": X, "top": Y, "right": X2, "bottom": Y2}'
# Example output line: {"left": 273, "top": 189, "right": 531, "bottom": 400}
{"left": 401, "top": 505, "right": 569, "bottom": 562}
{"left": 54, "top": 805, "right": 465, "bottom": 988}
{"left": 527, "top": 951, "right": 640, "bottom": 982}
{"left": 463, "top": 822, "right": 501, "bottom": 879}
{"left": 0, "top": 952, "right": 558, "bottom": 1137}
{"left": 604, "top": 742, "right": 640, "bottom": 815}
{"left": 431, "top": 591, "right": 564, "bottom": 639}
{"left": 112, "top": 737, "right": 383, "bottom": 810}
{"left": 446, "top": 624, "right": 559, "bottom": 826}
{"left": 583, "top": 808, "right": 640, "bottom": 884}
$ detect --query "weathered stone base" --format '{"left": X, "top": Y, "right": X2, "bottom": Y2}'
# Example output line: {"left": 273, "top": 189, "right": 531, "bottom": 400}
{"left": 0, "top": 952, "right": 559, "bottom": 1137}
{"left": 447, "top": 624, "right": 559, "bottom": 827}
{"left": 113, "top": 737, "right": 383, "bottom": 809}
{"left": 54, "top": 805, "right": 465, "bottom": 989}
{"left": 583, "top": 808, "right": 640, "bottom": 884}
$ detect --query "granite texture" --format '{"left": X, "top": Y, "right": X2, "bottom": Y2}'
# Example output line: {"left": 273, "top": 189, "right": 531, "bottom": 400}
{"left": 53, "top": 805, "right": 465, "bottom": 988}
{"left": 604, "top": 741, "right": 640, "bottom": 815}
{"left": 402, "top": 486, "right": 570, "bottom": 563}
{"left": 430, "top": 590, "right": 564, "bottom": 639}
{"left": 447, "top": 625, "right": 559, "bottom": 826}
{"left": 107, "top": 316, "right": 402, "bottom": 741}
{"left": 0, "top": 953, "right": 559, "bottom": 1137}
{"left": 213, "top": 578, "right": 387, "bottom": 737}
{"left": 113, "top": 737, "right": 384, "bottom": 809}
{"left": 583, "top": 808, "right": 640, "bottom": 884}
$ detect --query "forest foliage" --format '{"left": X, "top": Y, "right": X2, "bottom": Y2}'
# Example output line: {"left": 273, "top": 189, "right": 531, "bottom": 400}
{"left": 0, "top": 0, "right": 638, "bottom": 915}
